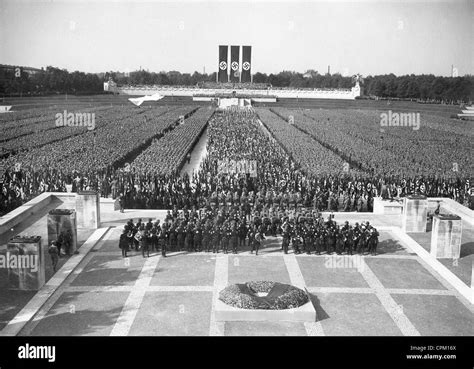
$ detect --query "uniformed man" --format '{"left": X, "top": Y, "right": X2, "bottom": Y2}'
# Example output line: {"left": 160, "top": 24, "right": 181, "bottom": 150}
{"left": 48, "top": 241, "right": 59, "bottom": 272}
{"left": 326, "top": 224, "right": 336, "bottom": 254}
{"left": 238, "top": 219, "right": 247, "bottom": 248}
{"left": 281, "top": 219, "right": 290, "bottom": 254}
{"left": 185, "top": 222, "right": 194, "bottom": 252}
{"left": 221, "top": 223, "right": 230, "bottom": 254}
{"left": 315, "top": 225, "right": 324, "bottom": 255}
{"left": 254, "top": 228, "right": 265, "bottom": 255}
{"left": 146, "top": 218, "right": 153, "bottom": 231}
{"left": 341, "top": 221, "right": 353, "bottom": 255}
{"left": 140, "top": 228, "right": 149, "bottom": 258}
{"left": 194, "top": 222, "right": 203, "bottom": 252}
{"left": 203, "top": 222, "right": 212, "bottom": 252}
{"left": 159, "top": 223, "right": 167, "bottom": 257}
{"left": 335, "top": 226, "right": 344, "bottom": 254}
{"left": 176, "top": 223, "right": 185, "bottom": 251}
{"left": 303, "top": 223, "right": 313, "bottom": 255}
{"left": 230, "top": 224, "right": 239, "bottom": 254}
{"left": 212, "top": 224, "right": 221, "bottom": 253}
{"left": 292, "top": 229, "right": 302, "bottom": 254}
{"left": 367, "top": 224, "right": 379, "bottom": 256}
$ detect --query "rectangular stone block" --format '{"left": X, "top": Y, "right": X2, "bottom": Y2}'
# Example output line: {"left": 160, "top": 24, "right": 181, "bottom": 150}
{"left": 47, "top": 209, "right": 78, "bottom": 255}
{"left": 2, "top": 236, "right": 45, "bottom": 290}
{"left": 430, "top": 214, "right": 462, "bottom": 259}
{"left": 215, "top": 298, "right": 316, "bottom": 322}
{"left": 76, "top": 191, "right": 100, "bottom": 229}
{"left": 402, "top": 195, "right": 428, "bottom": 233}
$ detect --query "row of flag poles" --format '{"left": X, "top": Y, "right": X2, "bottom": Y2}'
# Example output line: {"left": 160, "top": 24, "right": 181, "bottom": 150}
{"left": 218, "top": 45, "right": 252, "bottom": 83}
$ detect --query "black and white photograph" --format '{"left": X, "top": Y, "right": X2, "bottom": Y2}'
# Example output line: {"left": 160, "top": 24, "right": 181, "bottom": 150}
{"left": 0, "top": 0, "right": 472, "bottom": 368}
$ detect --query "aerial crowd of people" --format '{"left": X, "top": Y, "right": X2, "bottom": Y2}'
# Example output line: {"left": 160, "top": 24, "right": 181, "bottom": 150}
{"left": 0, "top": 108, "right": 471, "bottom": 217}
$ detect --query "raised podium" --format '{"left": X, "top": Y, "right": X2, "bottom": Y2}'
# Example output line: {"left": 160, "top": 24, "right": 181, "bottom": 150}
{"left": 47, "top": 209, "right": 78, "bottom": 255}
{"left": 4, "top": 236, "right": 45, "bottom": 290}
{"left": 76, "top": 191, "right": 100, "bottom": 228}
{"left": 430, "top": 214, "right": 462, "bottom": 259}
{"left": 402, "top": 195, "right": 428, "bottom": 233}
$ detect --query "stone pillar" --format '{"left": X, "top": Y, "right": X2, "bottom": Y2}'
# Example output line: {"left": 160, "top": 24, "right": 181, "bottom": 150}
{"left": 402, "top": 195, "right": 428, "bottom": 233}
{"left": 4, "top": 236, "right": 45, "bottom": 290}
{"left": 76, "top": 191, "right": 100, "bottom": 228}
{"left": 47, "top": 209, "right": 78, "bottom": 255}
{"left": 430, "top": 214, "right": 462, "bottom": 259}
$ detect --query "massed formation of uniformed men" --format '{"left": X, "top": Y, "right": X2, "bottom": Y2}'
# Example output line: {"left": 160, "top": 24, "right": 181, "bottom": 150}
{"left": 120, "top": 205, "right": 380, "bottom": 257}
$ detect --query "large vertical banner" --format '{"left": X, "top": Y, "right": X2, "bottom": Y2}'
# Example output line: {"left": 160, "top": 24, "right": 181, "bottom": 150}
{"left": 218, "top": 45, "right": 228, "bottom": 83}
{"left": 241, "top": 45, "right": 252, "bottom": 83}
{"left": 230, "top": 45, "right": 240, "bottom": 83}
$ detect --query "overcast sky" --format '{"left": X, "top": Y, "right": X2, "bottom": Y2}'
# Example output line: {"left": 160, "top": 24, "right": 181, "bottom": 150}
{"left": 1, "top": 0, "right": 472, "bottom": 76}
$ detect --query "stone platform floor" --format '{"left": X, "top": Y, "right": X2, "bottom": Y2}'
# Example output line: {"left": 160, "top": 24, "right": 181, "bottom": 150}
{"left": 3, "top": 225, "right": 471, "bottom": 336}
{"left": 1, "top": 194, "right": 472, "bottom": 336}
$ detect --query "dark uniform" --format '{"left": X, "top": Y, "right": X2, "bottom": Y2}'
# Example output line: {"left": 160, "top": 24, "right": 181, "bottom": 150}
{"left": 194, "top": 224, "right": 202, "bottom": 252}
{"left": 315, "top": 226, "right": 324, "bottom": 254}
{"left": 119, "top": 228, "right": 129, "bottom": 257}
{"left": 326, "top": 225, "right": 336, "bottom": 254}
{"left": 203, "top": 223, "right": 212, "bottom": 252}
{"left": 230, "top": 226, "right": 239, "bottom": 254}
{"left": 221, "top": 225, "right": 230, "bottom": 254}
{"left": 176, "top": 224, "right": 185, "bottom": 251}
{"left": 335, "top": 228, "right": 344, "bottom": 254}
{"left": 281, "top": 220, "right": 292, "bottom": 254}
{"left": 303, "top": 225, "right": 313, "bottom": 255}
{"left": 159, "top": 224, "right": 167, "bottom": 257}
{"left": 292, "top": 231, "right": 302, "bottom": 254}
{"left": 48, "top": 241, "right": 59, "bottom": 272}
{"left": 213, "top": 225, "right": 221, "bottom": 253}
{"left": 238, "top": 221, "right": 247, "bottom": 248}
{"left": 254, "top": 230, "right": 265, "bottom": 255}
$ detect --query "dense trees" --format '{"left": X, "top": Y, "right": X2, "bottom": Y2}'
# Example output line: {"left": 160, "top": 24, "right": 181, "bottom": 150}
{"left": 0, "top": 66, "right": 103, "bottom": 96}
{"left": 363, "top": 74, "right": 473, "bottom": 102}
{"left": 1, "top": 64, "right": 472, "bottom": 102}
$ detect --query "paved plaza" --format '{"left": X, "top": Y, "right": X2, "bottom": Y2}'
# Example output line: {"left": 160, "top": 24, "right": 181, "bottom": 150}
{"left": 2, "top": 221, "right": 471, "bottom": 336}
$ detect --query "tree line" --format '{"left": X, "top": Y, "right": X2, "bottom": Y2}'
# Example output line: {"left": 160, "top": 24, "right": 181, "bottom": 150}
{"left": 1, "top": 66, "right": 472, "bottom": 102}
{"left": 0, "top": 66, "right": 103, "bottom": 96}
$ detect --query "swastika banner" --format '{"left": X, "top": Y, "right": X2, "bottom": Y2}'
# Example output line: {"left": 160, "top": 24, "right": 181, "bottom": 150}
{"left": 218, "top": 45, "right": 228, "bottom": 83}
{"left": 241, "top": 45, "right": 252, "bottom": 83}
{"left": 230, "top": 45, "right": 240, "bottom": 83}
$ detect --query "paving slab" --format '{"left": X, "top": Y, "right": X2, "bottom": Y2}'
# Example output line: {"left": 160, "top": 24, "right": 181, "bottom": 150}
{"left": 298, "top": 257, "right": 368, "bottom": 288}
{"left": 29, "top": 291, "right": 129, "bottom": 336}
{"left": 150, "top": 254, "right": 216, "bottom": 286}
{"left": 227, "top": 255, "right": 290, "bottom": 285}
{"left": 128, "top": 291, "right": 212, "bottom": 336}
{"left": 390, "top": 294, "right": 474, "bottom": 336}
{"left": 365, "top": 258, "right": 447, "bottom": 290}
{"left": 71, "top": 254, "right": 145, "bottom": 287}
{"left": 310, "top": 292, "right": 403, "bottom": 336}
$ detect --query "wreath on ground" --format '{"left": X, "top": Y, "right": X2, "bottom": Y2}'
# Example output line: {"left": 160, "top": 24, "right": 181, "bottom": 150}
{"left": 219, "top": 281, "right": 309, "bottom": 310}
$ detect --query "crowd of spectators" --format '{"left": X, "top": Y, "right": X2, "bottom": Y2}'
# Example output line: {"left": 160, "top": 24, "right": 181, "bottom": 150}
{"left": 1, "top": 108, "right": 471, "bottom": 216}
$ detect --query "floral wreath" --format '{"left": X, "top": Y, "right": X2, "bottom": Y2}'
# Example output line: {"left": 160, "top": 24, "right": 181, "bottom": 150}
{"left": 219, "top": 281, "right": 309, "bottom": 310}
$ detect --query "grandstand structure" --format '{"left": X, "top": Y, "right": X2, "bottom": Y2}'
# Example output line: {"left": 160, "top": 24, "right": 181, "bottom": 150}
{"left": 104, "top": 82, "right": 362, "bottom": 101}
{"left": 104, "top": 45, "right": 362, "bottom": 102}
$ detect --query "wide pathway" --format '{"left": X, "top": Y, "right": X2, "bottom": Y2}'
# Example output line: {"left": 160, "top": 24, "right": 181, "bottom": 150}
{"left": 180, "top": 127, "right": 208, "bottom": 177}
